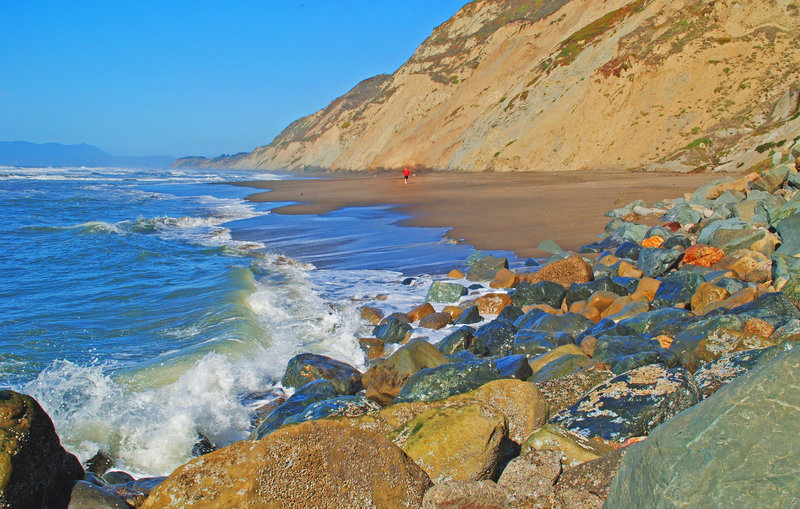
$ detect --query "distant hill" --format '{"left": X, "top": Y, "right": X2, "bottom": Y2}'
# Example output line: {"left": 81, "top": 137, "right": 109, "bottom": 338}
{"left": 0, "top": 141, "right": 174, "bottom": 168}
{"left": 179, "top": 0, "right": 800, "bottom": 173}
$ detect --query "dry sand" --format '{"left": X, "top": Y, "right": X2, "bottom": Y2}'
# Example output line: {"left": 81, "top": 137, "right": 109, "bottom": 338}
{"left": 235, "top": 170, "right": 727, "bottom": 258}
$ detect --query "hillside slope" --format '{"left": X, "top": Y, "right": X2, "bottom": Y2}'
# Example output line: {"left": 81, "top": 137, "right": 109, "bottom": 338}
{"left": 177, "top": 0, "right": 800, "bottom": 173}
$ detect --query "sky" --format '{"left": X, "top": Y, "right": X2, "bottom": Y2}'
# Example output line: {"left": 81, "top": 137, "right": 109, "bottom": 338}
{"left": 0, "top": 1, "right": 469, "bottom": 157}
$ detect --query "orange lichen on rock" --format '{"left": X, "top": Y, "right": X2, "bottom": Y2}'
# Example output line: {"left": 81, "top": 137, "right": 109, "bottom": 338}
{"left": 682, "top": 244, "right": 724, "bottom": 268}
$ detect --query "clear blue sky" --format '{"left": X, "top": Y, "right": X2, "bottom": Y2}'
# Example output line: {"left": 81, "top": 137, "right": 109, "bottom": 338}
{"left": 0, "top": 1, "right": 468, "bottom": 157}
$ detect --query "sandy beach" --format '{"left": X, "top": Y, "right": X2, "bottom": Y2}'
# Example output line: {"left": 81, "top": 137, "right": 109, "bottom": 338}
{"left": 236, "top": 170, "right": 727, "bottom": 258}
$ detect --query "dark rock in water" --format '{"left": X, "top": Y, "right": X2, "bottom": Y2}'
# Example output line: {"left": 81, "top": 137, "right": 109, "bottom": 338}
{"left": 425, "top": 281, "right": 468, "bottom": 303}
{"left": 191, "top": 433, "right": 216, "bottom": 457}
{"left": 618, "top": 307, "right": 694, "bottom": 336}
{"left": 525, "top": 258, "right": 541, "bottom": 267}
{"left": 466, "top": 254, "right": 509, "bottom": 281}
{"left": 650, "top": 270, "right": 705, "bottom": 309}
{"left": 662, "top": 234, "right": 692, "bottom": 250}
{"left": 69, "top": 480, "right": 133, "bottom": 509}
{"left": 550, "top": 364, "right": 699, "bottom": 442}
{"left": 0, "top": 391, "right": 84, "bottom": 509}
{"left": 497, "top": 304, "right": 524, "bottom": 323}
{"left": 513, "top": 330, "right": 573, "bottom": 357}
{"left": 638, "top": 247, "right": 683, "bottom": 278}
{"left": 729, "top": 292, "right": 800, "bottom": 328}
{"left": 105, "top": 477, "right": 167, "bottom": 508}
{"left": 614, "top": 241, "right": 642, "bottom": 260}
{"left": 592, "top": 335, "right": 678, "bottom": 373}
{"left": 468, "top": 283, "right": 484, "bottom": 290}
{"left": 394, "top": 360, "right": 501, "bottom": 403}
{"left": 530, "top": 354, "right": 593, "bottom": 382}
{"left": 401, "top": 277, "right": 415, "bottom": 285}
{"left": 495, "top": 354, "right": 534, "bottom": 380}
{"left": 373, "top": 317, "right": 413, "bottom": 344}
{"left": 438, "top": 326, "right": 475, "bottom": 355}
{"left": 249, "top": 379, "right": 338, "bottom": 439}
{"left": 85, "top": 450, "right": 113, "bottom": 476}
{"left": 513, "top": 308, "right": 548, "bottom": 330}
{"left": 528, "top": 312, "right": 594, "bottom": 340}
{"left": 606, "top": 346, "right": 800, "bottom": 508}
{"left": 508, "top": 280, "right": 566, "bottom": 309}
{"left": 102, "top": 471, "right": 135, "bottom": 485}
{"left": 470, "top": 318, "right": 518, "bottom": 357}
{"left": 693, "top": 344, "right": 792, "bottom": 399}
{"left": 84, "top": 471, "right": 106, "bottom": 487}
{"left": 575, "top": 319, "right": 636, "bottom": 344}
{"left": 281, "top": 395, "right": 381, "bottom": 426}
{"left": 565, "top": 277, "right": 629, "bottom": 307}
{"left": 454, "top": 305, "right": 482, "bottom": 324}
{"left": 281, "top": 352, "right": 362, "bottom": 395}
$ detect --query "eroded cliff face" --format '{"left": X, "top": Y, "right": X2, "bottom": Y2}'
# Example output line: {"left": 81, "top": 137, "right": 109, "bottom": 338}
{"left": 177, "top": 0, "right": 800, "bottom": 172}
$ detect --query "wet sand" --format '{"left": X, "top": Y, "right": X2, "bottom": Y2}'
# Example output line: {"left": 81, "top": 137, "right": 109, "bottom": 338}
{"left": 235, "top": 170, "right": 726, "bottom": 258}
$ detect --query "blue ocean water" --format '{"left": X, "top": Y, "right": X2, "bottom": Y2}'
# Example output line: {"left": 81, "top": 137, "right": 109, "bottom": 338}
{"left": 0, "top": 166, "right": 504, "bottom": 475}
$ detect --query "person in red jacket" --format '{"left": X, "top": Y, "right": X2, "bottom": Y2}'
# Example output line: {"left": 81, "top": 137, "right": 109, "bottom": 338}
{"left": 403, "top": 166, "right": 410, "bottom": 184}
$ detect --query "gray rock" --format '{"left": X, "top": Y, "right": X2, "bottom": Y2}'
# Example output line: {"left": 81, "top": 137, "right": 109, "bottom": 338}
{"left": 637, "top": 248, "right": 683, "bottom": 278}
{"left": 466, "top": 255, "right": 509, "bottom": 281}
{"left": 68, "top": 481, "right": 133, "bottom": 509}
{"left": 425, "top": 281, "right": 468, "bottom": 303}
{"left": 606, "top": 346, "right": 800, "bottom": 508}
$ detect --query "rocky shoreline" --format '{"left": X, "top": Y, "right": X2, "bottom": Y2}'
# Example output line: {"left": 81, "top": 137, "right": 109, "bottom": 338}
{"left": 5, "top": 145, "right": 800, "bottom": 507}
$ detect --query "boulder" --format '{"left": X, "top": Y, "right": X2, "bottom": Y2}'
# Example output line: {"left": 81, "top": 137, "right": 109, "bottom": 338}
{"left": 729, "top": 292, "right": 800, "bottom": 328}
{"left": 638, "top": 248, "right": 683, "bottom": 278}
{"left": 358, "top": 337, "right": 385, "bottom": 360}
{"left": 606, "top": 347, "right": 800, "bottom": 508}
{"left": 592, "top": 335, "right": 678, "bottom": 374}
{"left": 0, "top": 391, "right": 84, "bottom": 509}
{"left": 690, "top": 282, "right": 731, "bottom": 314}
{"left": 528, "top": 255, "right": 594, "bottom": 288}
{"left": 553, "top": 447, "right": 626, "bottom": 508}
{"left": 494, "top": 354, "right": 533, "bottom": 380}
{"left": 408, "top": 302, "right": 435, "bottom": 322}
{"left": 373, "top": 317, "right": 413, "bottom": 343}
{"left": 466, "top": 255, "right": 509, "bottom": 281}
{"left": 529, "top": 344, "right": 586, "bottom": 375}
{"left": 650, "top": 270, "right": 705, "bottom": 309}
{"left": 709, "top": 228, "right": 766, "bottom": 254}
{"left": 550, "top": 364, "right": 699, "bottom": 442}
{"left": 68, "top": 481, "right": 132, "bottom": 509}
{"left": 497, "top": 450, "right": 562, "bottom": 506}
{"left": 565, "top": 278, "right": 630, "bottom": 307}
{"left": 534, "top": 365, "right": 615, "bottom": 415}
{"left": 470, "top": 292, "right": 512, "bottom": 315}
{"left": 418, "top": 312, "right": 453, "bottom": 330}
{"left": 391, "top": 402, "right": 508, "bottom": 483}
{"left": 530, "top": 353, "right": 593, "bottom": 382}
{"left": 281, "top": 395, "right": 382, "bottom": 427}
{"left": 520, "top": 423, "right": 615, "bottom": 469}
{"left": 692, "top": 328, "right": 775, "bottom": 367}
{"left": 681, "top": 244, "right": 725, "bottom": 268}
{"left": 437, "top": 326, "right": 475, "bottom": 355}
{"left": 281, "top": 353, "right": 362, "bottom": 395}
{"left": 425, "top": 281, "right": 468, "bottom": 303}
{"left": 470, "top": 318, "right": 517, "bottom": 357}
{"left": 142, "top": 420, "right": 431, "bottom": 508}
{"left": 454, "top": 305, "right": 482, "bottom": 324}
{"left": 360, "top": 306, "right": 384, "bottom": 325}
{"left": 693, "top": 344, "right": 791, "bottom": 399}
{"left": 250, "top": 379, "right": 339, "bottom": 439}
{"left": 394, "top": 360, "right": 501, "bottom": 403}
{"left": 513, "top": 330, "right": 572, "bottom": 358}
{"left": 490, "top": 268, "right": 520, "bottom": 289}
{"left": 421, "top": 480, "right": 514, "bottom": 508}
{"left": 362, "top": 339, "right": 450, "bottom": 406}
{"left": 507, "top": 280, "right": 565, "bottom": 310}
{"left": 526, "top": 312, "right": 594, "bottom": 339}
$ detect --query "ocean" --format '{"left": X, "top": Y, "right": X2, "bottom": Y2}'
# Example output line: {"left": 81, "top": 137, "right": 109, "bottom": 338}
{"left": 0, "top": 166, "right": 511, "bottom": 476}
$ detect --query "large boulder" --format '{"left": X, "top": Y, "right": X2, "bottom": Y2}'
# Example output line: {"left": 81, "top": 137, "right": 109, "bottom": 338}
{"left": 142, "top": 420, "right": 431, "bottom": 508}
{"left": 250, "top": 379, "right": 339, "bottom": 439}
{"left": 606, "top": 346, "right": 800, "bottom": 508}
{"left": 508, "top": 280, "right": 566, "bottom": 309}
{"left": 362, "top": 339, "right": 449, "bottom": 406}
{"left": 550, "top": 364, "right": 699, "bottom": 442}
{"left": 0, "top": 391, "right": 84, "bottom": 509}
{"left": 281, "top": 353, "right": 362, "bottom": 395}
{"left": 391, "top": 402, "right": 508, "bottom": 483}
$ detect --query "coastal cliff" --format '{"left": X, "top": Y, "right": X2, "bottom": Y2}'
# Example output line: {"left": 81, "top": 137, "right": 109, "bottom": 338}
{"left": 176, "top": 0, "right": 800, "bottom": 172}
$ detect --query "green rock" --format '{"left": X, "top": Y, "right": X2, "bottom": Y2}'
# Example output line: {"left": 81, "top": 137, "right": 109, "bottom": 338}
{"left": 281, "top": 353, "right": 362, "bottom": 395}
{"left": 373, "top": 317, "right": 412, "bottom": 343}
{"left": 614, "top": 223, "right": 650, "bottom": 243}
{"left": 394, "top": 360, "right": 501, "bottom": 403}
{"left": 709, "top": 228, "right": 766, "bottom": 253}
{"left": 513, "top": 330, "right": 572, "bottom": 358}
{"left": 696, "top": 218, "right": 748, "bottom": 245}
{"left": 775, "top": 211, "right": 800, "bottom": 256}
{"left": 525, "top": 312, "right": 594, "bottom": 340}
{"left": 363, "top": 339, "right": 450, "bottom": 405}
{"left": 470, "top": 318, "right": 518, "bottom": 357}
{"left": 690, "top": 178, "right": 734, "bottom": 205}
{"left": 606, "top": 346, "right": 800, "bottom": 508}
{"left": 662, "top": 204, "right": 702, "bottom": 225}
{"left": 281, "top": 395, "right": 381, "bottom": 427}
{"left": 425, "top": 281, "right": 468, "bottom": 303}
{"left": 0, "top": 391, "right": 84, "bottom": 508}
{"left": 508, "top": 280, "right": 565, "bottom": 309}
{"left": 711, "top": 189, "right": 745, "bottom": 207}
{"left": 772, "top": 252, "right": 800, "bottom": 284}
{"left": 651, "top": 270, "right": 705, "bottom": 309}
{"left": 781, "top": 276, "right": 800, "bottom": 308}
{"left": 465, "top": 255, "right": 508, "bottom": 281}
{"left": 437, "top": 326, "right": 475, "bottom": 355}
{"left": 618, "top": 308, "right": 694, "bottom": 335}
{"left": 537, "top": 239, "right": 564, "bottom": 254}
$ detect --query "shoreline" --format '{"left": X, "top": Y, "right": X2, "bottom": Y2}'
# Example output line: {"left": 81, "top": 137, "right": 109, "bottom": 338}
{"left": 234, "top": 170, "right": 729, "bottom": 258}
